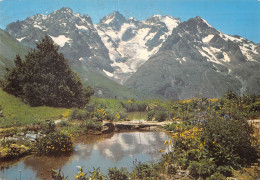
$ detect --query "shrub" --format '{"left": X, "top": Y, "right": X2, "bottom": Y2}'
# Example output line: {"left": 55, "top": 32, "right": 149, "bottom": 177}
{"left": 188, "top": 159, "right": 216, "bottom": 179}
{"left": 69, "top": 109, "right": 92, "bottom": 121}
{"left": 75, "top": 167, "right": 88, "bottom": 180}
{"left": 83, "top": 119, "right": 102, "bottom": 131}
{"left": 42, "top": 120, "right": 56, "bottom": 134}
{"left": 50, "top": 169, "right": 67, "bottom": 180}
{"left": 146, "top": 111, "right": 155, "bottom": 121}
{"left": 108, "top": 167, "right": 129, "bottom": 180}
{"left": 89, "top": 167, "right": 104, "bottom": 180}
{"left": 58, "top": 121, "right": 69, "bottom": 128}
{"left": 131, "top": 163, "right": 159, "bottom": 179}
{"left": 216, "top": 165, "right": 233, "bottom": 177}
{"left": 94, "top": 108, "right": 108, "bottom": 121}
{"left": 167, "top": 164, "right": 177, "bottom": 175}
{"left": 155, "top": 111, "right": 168, "bottom": 122}
{"left": 35, "top": 131, "right": 73, "bottom": 155}
{"left": 248, "top": 101, "right": 260, "bottom": 112}
{"left": 188, "top": 161, "right": 200, "bottom": 178}
{"left": 206, "top": 172, "right": 226, "bottom": 180}
{"left": 0, "top": 143, "right": 31, "bottom": 160}
{"left": 203, "top": 117, "right": 258, "bottom": 167}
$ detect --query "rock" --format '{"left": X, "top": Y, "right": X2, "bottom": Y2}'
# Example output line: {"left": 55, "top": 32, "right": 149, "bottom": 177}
{"left": 177, "top": 170, "right": 187, "bottom": 177}
{"left": 115, "top": 124, "right": 134, "bottom": 130}
{"left": 5, "top": 137, "right": 18, "bottom": 141}
{"left": 18, "top": 136, "right": 25, "bottom": 140}
{"left": 17, "top": 132, "right": 25, "bottom": 136}
{"left": 102, "top": 123, "right": 115, "bottom": 134}
{"left": 25, "top": 134, "right": 37, "bottom": 142}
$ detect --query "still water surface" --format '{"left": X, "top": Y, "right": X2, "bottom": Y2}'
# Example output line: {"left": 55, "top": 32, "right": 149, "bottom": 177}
{"left": 0, "top": 131, "right": 171, "bottom": 180}
{"left": 127, "top": 112, "right": 147, "bottom": 122}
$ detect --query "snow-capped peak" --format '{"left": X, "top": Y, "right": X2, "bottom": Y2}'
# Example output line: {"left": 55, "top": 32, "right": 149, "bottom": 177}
{"left": 100, "top": 11, "right": 126, "bottom": 25}
{"left": 195, "top": 16, "right": 213, "bottom": 28}
{"left": 152, "top": 14, "right": 163, "bottom": 18}
{"left": 160, "top": 15, "right": 180, "bottom": 32}
{"left": 57, "top": 7, "right": 73, "bottom": 14}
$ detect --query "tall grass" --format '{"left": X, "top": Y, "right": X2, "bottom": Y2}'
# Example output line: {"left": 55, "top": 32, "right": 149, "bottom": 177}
{"left": 0, "top": 89, "right": 70, "bottom": 128}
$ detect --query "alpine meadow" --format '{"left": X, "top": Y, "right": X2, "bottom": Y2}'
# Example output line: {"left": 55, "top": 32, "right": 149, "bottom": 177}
{"left": 0, "top": 1, "right": 259, "bottom": 180}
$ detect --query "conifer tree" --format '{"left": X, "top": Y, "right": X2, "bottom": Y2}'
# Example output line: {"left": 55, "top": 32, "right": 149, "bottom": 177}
{"left": 3, "top": 35, "right": 93, "bottom": 108}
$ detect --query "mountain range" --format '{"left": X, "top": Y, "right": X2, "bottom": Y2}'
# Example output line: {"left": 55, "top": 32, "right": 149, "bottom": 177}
{"left": 3, "top": 7, "right": 260, "bottom": 99}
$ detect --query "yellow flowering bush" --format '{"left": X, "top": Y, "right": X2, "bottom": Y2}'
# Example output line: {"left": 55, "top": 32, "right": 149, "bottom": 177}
{"left": 114, "top": 112, "right": 121, "bottom": 121}
{"left": 0, "top": 143, "right": 31, "bottom": 160}
{"left": 94, "top": 108, "right": 108, "bottom": 121}
{"left": 61, "top": 109, "right": 72, "bottom": 118}
{"left": 75, "top": 167, "right": 87, "bottom": 180}
{"left": 36, "top": 131, "right": 73, "bottom": 155}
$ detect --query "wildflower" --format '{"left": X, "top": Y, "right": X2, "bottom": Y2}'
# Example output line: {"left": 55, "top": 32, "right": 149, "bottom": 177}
{"left": 164, "top": 140, "right": 168, "bottom": 145}
{"left": 169, "top": 140, "right": 172, "bottom": 145}
{"left": 159, "top": 149, "right": 165, "bottom": 153}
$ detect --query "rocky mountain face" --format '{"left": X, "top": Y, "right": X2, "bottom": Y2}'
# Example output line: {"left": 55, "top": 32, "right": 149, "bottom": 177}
{"left": 5, "top": 8, "right": 260, "bottom": 99}
{"left": 125, "top": 17, "right": 260, "bottom": 99}
{"left": 95, "top": 12, "right": 180, "bottom": 83}
{"left": 6, "top": 7, "right": 113, "bottom": 72}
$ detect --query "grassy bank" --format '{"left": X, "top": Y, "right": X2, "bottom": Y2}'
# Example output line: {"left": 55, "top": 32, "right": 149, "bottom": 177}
{"left": 0, "top": 88, "right": 70, "bottom": 128}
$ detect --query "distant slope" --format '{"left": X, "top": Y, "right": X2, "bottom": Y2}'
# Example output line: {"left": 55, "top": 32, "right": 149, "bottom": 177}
{"left": 73, "top": 63, "right": 153, "bottom": 100}
{"left": 0, "top": 29, "right": 29, "bottom": 78}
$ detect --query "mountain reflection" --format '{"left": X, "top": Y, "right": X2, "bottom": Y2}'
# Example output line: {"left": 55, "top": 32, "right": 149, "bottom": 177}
{"left": 0, "top": 131, "right": 171, "bottom": 179}
{"left": 73, "top": 131, "right": 170, "bottom": 162}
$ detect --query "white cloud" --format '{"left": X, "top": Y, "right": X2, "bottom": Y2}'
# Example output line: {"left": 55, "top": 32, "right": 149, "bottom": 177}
{"left": 0, "top": 0, "right": 3, "bottom": 2}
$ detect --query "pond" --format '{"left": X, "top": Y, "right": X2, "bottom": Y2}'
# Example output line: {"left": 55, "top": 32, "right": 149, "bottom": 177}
{"left": 0, "top": 131, "right": 171, "bottom": 180}
{"left": 127, "top": 112, "right": 147, "bottom": 122}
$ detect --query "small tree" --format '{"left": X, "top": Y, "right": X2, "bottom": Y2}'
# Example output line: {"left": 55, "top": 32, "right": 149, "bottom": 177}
{"left": 3, "top": 35, "right": 93, "bottom": 108}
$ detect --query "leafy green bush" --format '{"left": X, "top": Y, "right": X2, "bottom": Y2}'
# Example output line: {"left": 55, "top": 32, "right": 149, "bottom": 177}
{"left": 89, "top": 167, "right": 104, "bottom": 180}
{"left": 166, "top": 164, "right": 177, "bottom": 175}
{"left": 120, "top": 100, "right": 147, "bottom": 112}
{"left": 50, "top": 169, "right": 67, "bottom": 180}
{"left": 58, "top": 121, "right": 69, "bottom": 128}
{"left": 206, "top": 172, "right": 226, "bottom": 180}
{"left": 146, "top": 111, "right": 155, "bottom": 121}
{"left": 42, "top": 120, "right": 56, "bottom": 134}
{"left": 131, "top": 163, "right": 159, "bottom": 179}
{"left": 203, "top": 117, "right": 258, "bottom": 168}
{"left": 108, "top": 167, "right": 129, "bottom": 180}
{"left": 188, "top": 159, "right": 216, "bottom": 179}
{"left": 188, "top": 161, "right": 200, "bottom": 178}
{"left": 69, "top": 109, "right": 92, "bottom": 121}
{"left": 36, "top": 131, "right": 73, "bottom": 155}
{"left": 216, "top": 165, "right": 233, "bottom": 177}
{"left": 83, "top": 119, "right": 102, "bottom": 131}
{"left": 155, "top": 111, "right": 168, "bottom": 122}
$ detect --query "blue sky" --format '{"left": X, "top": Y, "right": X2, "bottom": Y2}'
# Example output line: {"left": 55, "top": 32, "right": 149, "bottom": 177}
{"left": 0, "top": 0, "right": 259, "bottom": 43}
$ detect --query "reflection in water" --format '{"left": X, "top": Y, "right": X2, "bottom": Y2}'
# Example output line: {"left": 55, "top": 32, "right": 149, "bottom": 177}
{"left": 127, "top": 112, "right": 147, "bottom": 122}
{"left": 0, "top": 131, "right": 171, "bottom": 180}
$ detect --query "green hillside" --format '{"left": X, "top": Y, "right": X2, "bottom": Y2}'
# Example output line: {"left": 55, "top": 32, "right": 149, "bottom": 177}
{"left": 73, "top": 64, "right": 153, "bottom": 100}
{"left": 0, "top": 29, "right": 29, "bottom": 78}
{"left": 0, "top": 88, "right": 70, "bottom": 128}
